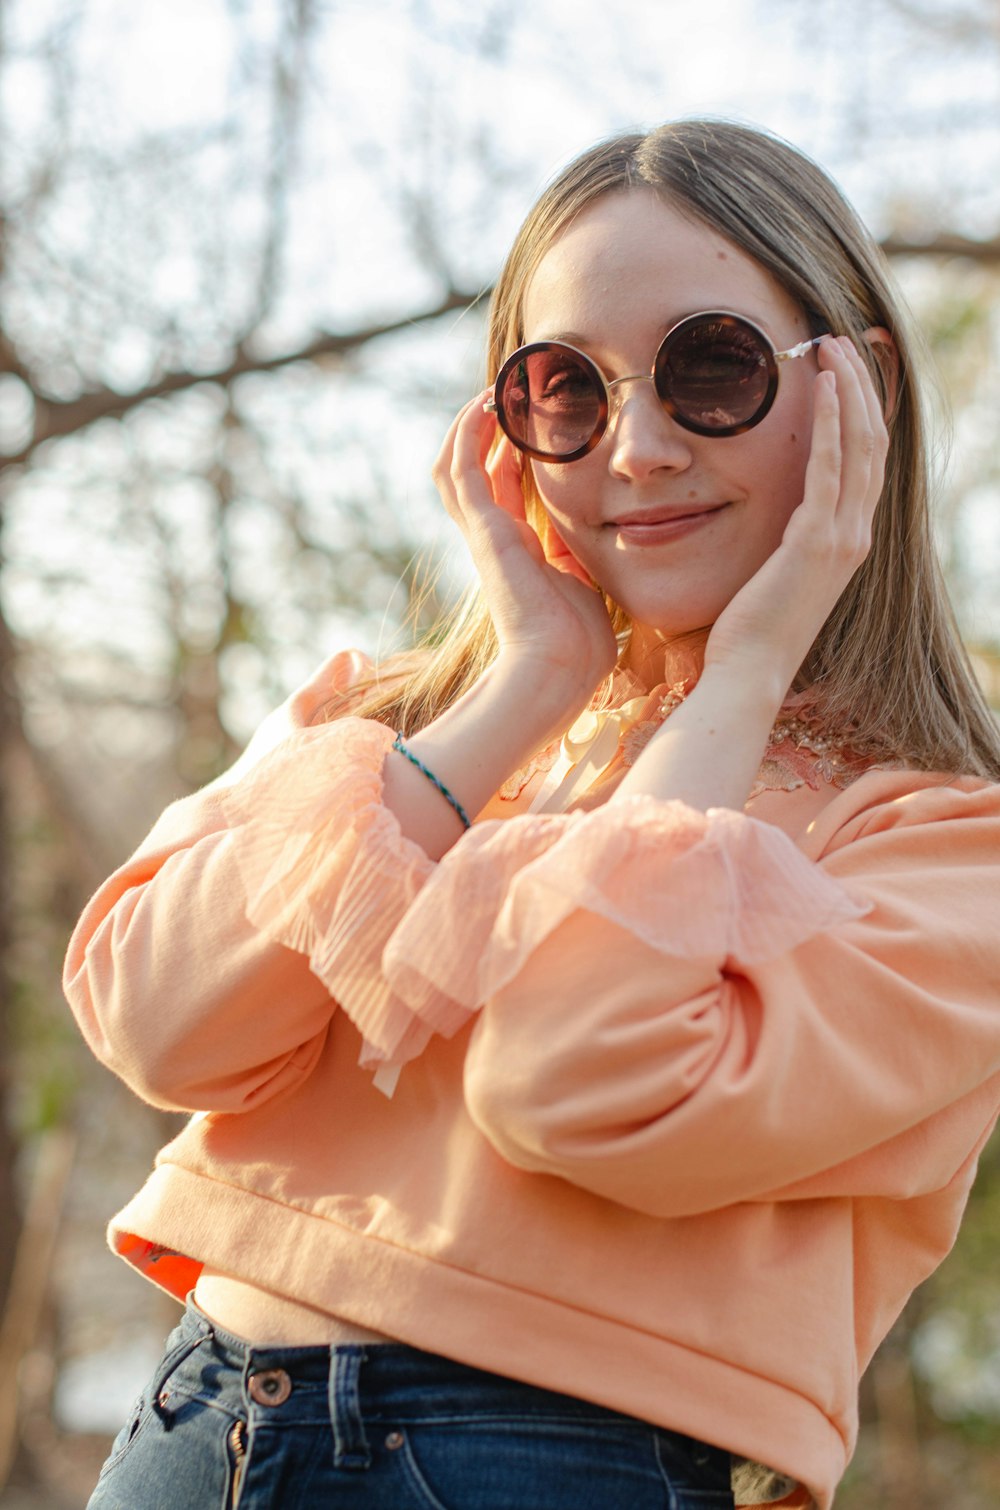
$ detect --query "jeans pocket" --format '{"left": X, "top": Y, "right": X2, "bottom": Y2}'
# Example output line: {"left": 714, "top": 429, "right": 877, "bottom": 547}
{"left": 95, "top": 1391, "right": 150, "bottom": 1481}
{"left": 87, "top": 1321, "right": 243, "bottom": 1510}
{"left": 392, "top": 1418, "right": 675, "bottom": 1510}
{"left": 94, "top": 1319, "right": 198, "bottom": 1483}
{"left": 655, "top": 1431, "right": 735, "bottom": 1503}
{"left": 87, "top": 1394, "right": 240, "bottom": 1510}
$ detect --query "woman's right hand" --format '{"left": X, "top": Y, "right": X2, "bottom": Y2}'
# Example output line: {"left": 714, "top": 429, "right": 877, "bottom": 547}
{"left": 379, "top": 394, "right": 618, "bottom": 860}
{"left": 432, "top": 392, "right": 618, "bottom": 718}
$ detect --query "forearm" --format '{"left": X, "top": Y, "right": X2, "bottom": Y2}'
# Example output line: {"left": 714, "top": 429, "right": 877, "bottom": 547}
{"left": 611, "top": 663, "right": 785, "bottom": 813}
{"left": 64, "top": 829, "right": 335, "bottom": 1111}
{"left": 383, "top": 655, "right": 593, "bottom": 859}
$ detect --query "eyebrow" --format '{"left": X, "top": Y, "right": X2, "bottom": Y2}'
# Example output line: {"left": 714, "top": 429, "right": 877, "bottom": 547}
{"left": 528, "top": 331, "right": 593, "bottom": 347}
{"left": 527, "top": 310, "right": 781, "bottom": 350}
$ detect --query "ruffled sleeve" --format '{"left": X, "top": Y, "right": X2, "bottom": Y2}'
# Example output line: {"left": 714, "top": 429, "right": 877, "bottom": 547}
{"left": 383, "top": 796, "right": 869, "bottom": 1019}
{"left": 220, "top": 716, "right": 452, "bottom": 1068}
{"left": 411, "top": 778, "right": 1000, "bottom": 1220}
{"left": 68, "top": 653, "right": 462, "bottom": 1111}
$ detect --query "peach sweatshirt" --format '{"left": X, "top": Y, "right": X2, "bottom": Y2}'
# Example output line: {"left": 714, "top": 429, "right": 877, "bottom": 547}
{"left": 64, "top": 651, "right": 1000, "bottom": 1510}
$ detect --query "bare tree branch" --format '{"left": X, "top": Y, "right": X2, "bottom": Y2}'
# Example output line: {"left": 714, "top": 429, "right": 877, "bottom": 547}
{"left": 1, "top": 288, "right": 486, "bottom": 466}
{"left": 236, "top": 0, "right": 318, "bottom": 337}
{"left": 7, "top": 218, "right": 997, "bottom": 474}
{"left": 880, "top": 232, "right": 1000, "bottom": 261}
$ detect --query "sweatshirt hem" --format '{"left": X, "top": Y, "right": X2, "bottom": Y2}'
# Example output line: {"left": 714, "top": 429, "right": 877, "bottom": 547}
{"left": 111, "top": 1163, "right": 847, "bottom": 1510}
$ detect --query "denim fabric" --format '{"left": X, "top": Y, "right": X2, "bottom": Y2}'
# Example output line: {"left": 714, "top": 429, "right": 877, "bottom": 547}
{"left": 88, "top": 1299, "right": 735, "bottom": 1509}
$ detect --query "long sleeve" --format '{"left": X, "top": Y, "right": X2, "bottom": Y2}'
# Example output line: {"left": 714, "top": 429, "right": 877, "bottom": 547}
{"left": 63, "top": 652, "right": 438, "bottom": 1111}
{"left": 65, "top": 641, "right": 1000, "bottom": 1208}
{"left": 383, "top": 774, "right": 1000, "bottom": 1217}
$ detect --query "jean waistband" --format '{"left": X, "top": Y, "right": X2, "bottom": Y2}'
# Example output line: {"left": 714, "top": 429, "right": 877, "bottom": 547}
{"left": 144, "top": 1297, "right": 734, "bottom": 1485}
{"left": 176, "top": 1297, "right": 405, "bottom": 1382}
{"left": 168, "top": 1296, "right": 657, "bottom": 1423}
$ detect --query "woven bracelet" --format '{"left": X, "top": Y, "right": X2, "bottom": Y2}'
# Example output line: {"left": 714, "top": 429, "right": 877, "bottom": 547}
{"left": 391, "top": 733, "right": 472, "bottom": 830}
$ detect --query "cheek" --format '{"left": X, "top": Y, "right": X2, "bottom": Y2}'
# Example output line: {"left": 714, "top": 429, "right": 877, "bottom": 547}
{"left": 527, "top": 460, "right": 595, "bottom": 527}
{"left": 781, "top": 426, "right": 812, "bottom": 506}
{"left": 758, "top": 395, "right": 815, "bottom": 522}
{"left": 784, "top": 385, "right": 817, "bottom": 469}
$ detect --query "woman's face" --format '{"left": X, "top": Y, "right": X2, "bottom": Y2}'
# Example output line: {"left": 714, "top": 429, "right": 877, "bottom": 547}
{"left": 520, "top": 189, "right": 821, "bottom": 660}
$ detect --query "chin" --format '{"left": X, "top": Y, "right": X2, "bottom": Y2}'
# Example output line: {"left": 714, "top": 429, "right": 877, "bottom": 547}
{"left": 614, "top": 600, "right": 722, "bottom": 640}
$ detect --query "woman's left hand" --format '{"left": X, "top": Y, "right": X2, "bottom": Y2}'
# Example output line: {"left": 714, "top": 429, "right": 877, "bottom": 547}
{"left": 702, "top": 335, "right": 890, "bottom": 699}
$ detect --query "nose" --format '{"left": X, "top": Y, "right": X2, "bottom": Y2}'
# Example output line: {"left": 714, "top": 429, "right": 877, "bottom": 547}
{"left": 606, "top": 375, "right": 693, "bottom": 479}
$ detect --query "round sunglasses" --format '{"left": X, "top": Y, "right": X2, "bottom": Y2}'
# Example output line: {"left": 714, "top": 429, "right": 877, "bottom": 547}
{"left": 484, "top": 311, "right": 825, "bottom": 462}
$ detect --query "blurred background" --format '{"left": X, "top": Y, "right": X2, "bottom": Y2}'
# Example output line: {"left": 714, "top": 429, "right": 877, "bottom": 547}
{"left": 1, "top": 0, "right": 999, "bottom": 1505}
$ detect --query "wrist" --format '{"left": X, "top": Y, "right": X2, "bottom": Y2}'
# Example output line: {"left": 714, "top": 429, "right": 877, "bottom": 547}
{"left": 694, "top": 658, "right": 791, "bottom": 725}
{"left": 490, "top": 650, "right": 605, "bottom": 744}
{"left": 612, "top": 661, "right": 787, "bottom": 814}
{"left": 384, "top": 657, "right": 596, "bottom": 861}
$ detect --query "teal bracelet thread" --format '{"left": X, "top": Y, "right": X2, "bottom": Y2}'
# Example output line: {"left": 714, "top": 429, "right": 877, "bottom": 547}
{"left": 392, "top": 733, "right": 471, "bottom": 830}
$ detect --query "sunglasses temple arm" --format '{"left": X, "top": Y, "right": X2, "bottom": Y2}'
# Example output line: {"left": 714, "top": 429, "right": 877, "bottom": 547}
{"left": 776, "top": 334, "right": 826, "bottom": 363}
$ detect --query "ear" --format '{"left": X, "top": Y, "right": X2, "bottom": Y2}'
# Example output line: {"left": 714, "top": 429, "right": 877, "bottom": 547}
{"left": 862, "top": 326, "right": 899, "bottom": 421}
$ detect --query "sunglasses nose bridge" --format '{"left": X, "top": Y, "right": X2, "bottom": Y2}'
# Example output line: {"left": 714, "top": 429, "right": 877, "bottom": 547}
{"left": 605, "top": 371, "right": 657, "bottom": 420}
{"left": 603, "top": 374, "right": 698, "bottom": 471}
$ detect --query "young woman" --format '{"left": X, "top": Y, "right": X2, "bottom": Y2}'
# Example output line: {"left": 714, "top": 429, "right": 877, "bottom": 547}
{"left": 65, "top": 119, "right": 1000, "bottom": 1510}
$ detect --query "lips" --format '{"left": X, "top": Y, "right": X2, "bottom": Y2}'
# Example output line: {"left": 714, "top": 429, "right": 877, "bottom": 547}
{"left": 607, "top": 502, "right": 730, "bottom": 545}
{"left": 608, "top": 502, "right": 728, "bottom": 527}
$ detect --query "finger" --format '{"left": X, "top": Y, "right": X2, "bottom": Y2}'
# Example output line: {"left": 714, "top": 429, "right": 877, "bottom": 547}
{"left": 432, "top": 392, "right": 495, "bottom": 524}
{"left": 840, "top": 337, "right": 890, "bottom": 491}
{"left": 451, "top": 390, "right": 501, "bottom": 495}
{"left": 837, "top": 330, "right": 891, "bottom": 419}
{"left": 820, "top": 340, "right": 879, "bottom": 520}
{"left": 828, "top": 338, "right": 888, "bottom": 534}
{"left": 450, "top": 400, "right": 536, "bottom": 552}
{"left": 432, "top": 392, "right": 487, "bottom": 485}
{"left": 798, "top": 367, "right": 841, "bottom": 528}
{"left": 512, "top": 517, "right": 547, "bottom": 565}
{"left": 835, "top": 338, "right": 888, "bottom": 458}
{"left": 441, "top": 398, "right": 545, "bottom": 587}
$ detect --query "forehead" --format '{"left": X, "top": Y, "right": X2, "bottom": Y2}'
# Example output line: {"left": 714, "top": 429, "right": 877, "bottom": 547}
{"left": 522, "top": 189, "right": 802, "bottom": 340}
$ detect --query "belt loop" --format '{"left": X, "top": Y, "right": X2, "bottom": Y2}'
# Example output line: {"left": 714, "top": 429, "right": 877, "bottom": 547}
{"left": 328, "top": 1345, "right": 371, "bottom": 1471}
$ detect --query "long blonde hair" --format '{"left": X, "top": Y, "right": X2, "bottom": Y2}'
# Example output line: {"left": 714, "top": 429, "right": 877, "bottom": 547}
{"left": 338, "top": 119, "right": 1000, "bottom": 778}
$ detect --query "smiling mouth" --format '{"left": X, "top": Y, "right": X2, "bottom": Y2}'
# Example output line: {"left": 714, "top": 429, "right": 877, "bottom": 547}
{"left": 608, "top": 503, "right": 730, "bottom": 534}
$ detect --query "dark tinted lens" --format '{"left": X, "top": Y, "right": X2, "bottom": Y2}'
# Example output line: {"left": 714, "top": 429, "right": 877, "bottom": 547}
{"left": 657, "top": 316, "right": 772, "bottom": 431}
{"left": 499, "top": 346, "right": 603, "bottom": 458}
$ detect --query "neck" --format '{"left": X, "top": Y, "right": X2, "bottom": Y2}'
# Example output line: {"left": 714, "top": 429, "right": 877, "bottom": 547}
{"left": 621, "top": 625, "right": 708, "bottom": 691}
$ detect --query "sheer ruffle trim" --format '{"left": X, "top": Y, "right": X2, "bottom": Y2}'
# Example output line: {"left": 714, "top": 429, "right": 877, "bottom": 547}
{"left": 384, "top": 797, "right": 871, "bottom": 1018}
{"left": 219, "top": 717, "right": 445, "bottom": 1067}
{"left": 223, "top": 739, "right": 869, "bottom": 1080}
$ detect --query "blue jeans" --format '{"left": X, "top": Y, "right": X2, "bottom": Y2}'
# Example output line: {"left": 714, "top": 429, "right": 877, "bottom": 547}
{"left": 88, "top": 1299, "right": 735, "bottom": 1509}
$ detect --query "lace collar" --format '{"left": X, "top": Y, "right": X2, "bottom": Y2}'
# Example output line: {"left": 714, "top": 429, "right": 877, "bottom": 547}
{"left": 500, "top": 670, "right": 896, "bottom": 813}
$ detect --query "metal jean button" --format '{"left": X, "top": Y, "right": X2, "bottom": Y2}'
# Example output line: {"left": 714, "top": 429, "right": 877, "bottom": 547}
{"left": 248, "top": 1368, "right": 292, "bottom": 1406}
